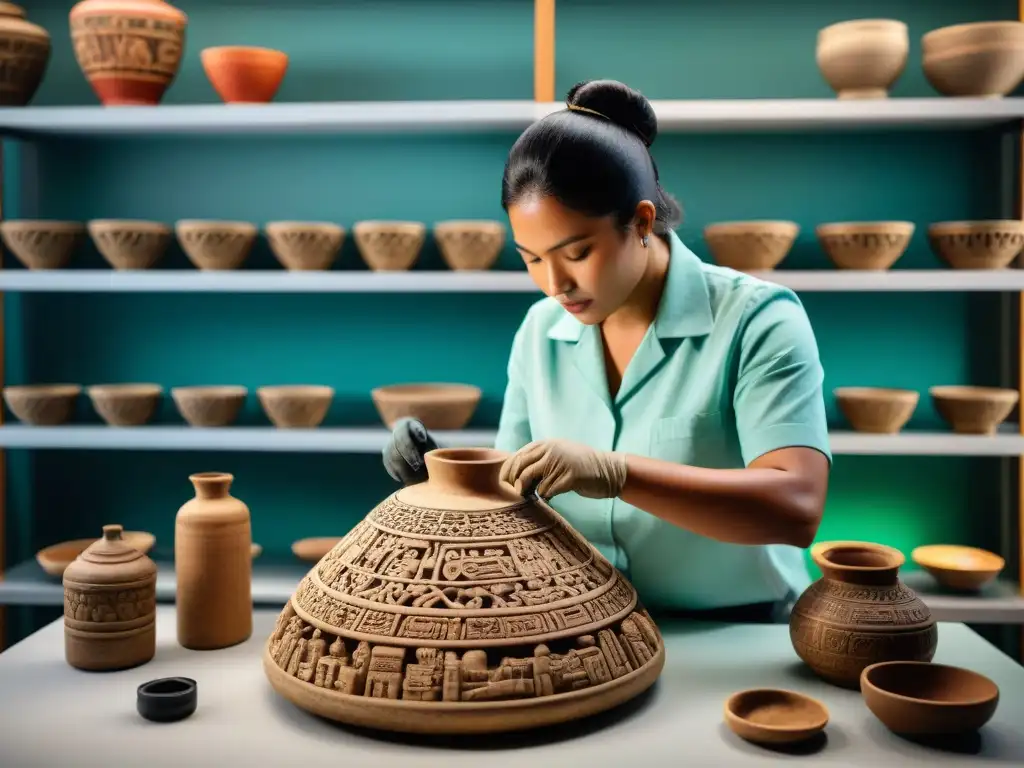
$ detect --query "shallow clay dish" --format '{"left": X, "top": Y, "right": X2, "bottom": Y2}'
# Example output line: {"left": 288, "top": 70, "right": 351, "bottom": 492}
{"left": 4, "top": 384, "right": 81, "bottom": 425}
{"left": 928, "top": 220, "right": 1024, "bottom": 269}
{"left": 911, "top": 544, "right": 1005, "bottom": 591}
{"left": 202, "top": 46, "right": 289, "bottom": 103}
{"left": 257, "top": 385, "right": 334, "bottom": 428}
{"left": 37, "top": 531, "right": 156, "bottom": 577}
{"left": 724, "top": 688, "right": 829, "bottom": 745}
{"left": 816, "top": 222, "right": 914, "bottom": 270}
{"left": 861, "top": 661, "right": 999, "bottom": 736}
{"left": 834, "top": 387, "right": 918, "bottom": 433}
{"left": 371, "top": 382, "right": 482, "bottom": 430}
{"left": 88, "top": 220, "right": 171, "bottom": 270}
{"left": 87, "top": 383, "right": 163, "bottom": 426}
{"left": 175, "top": 220, "right": 257, "bottom": 271}
{"left": 703, "top": 221, "right": 799, "bottom": 271}
{"left": 0, "top": 220, "right": 86, "bottom": 270}
{"left": 929, "top": 385, "right": 1018, "bottom": 434}
{"left": 353, "top": 221, "right": 426, "bottom": 271}
{"left": 816, "top": 19, "right": 909, "bottom": 99}
{"left": 265, "top": 221, "right": 345, "bottom": 271}
{"left": 291, "top": 537, "right": 341, "bottom": 562}
{"left": 433, "top": 220, "right": 506, "bottom": 271}
{"left": 171, "top": 385, "right": 248, "bottom": 427}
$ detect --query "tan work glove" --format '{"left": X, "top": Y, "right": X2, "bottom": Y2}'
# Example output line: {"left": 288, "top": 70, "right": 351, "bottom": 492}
{"left": 499, "top": 439, "right": 628, "bottom": 499}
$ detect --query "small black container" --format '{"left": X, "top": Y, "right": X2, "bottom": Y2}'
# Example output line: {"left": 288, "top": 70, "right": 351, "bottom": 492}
{"left": 136, "top": 677, "right": 198, "bottom": 723}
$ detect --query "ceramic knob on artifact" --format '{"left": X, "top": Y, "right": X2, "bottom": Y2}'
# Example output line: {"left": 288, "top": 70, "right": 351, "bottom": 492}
{"left": 0, "top": 3, "right": 51, "bottom": 106}
{"left": 62, "top": 524, "right": 158, "bottom": 671}
{"left": 69, "top": 0, "right": 187, "bottom": 106}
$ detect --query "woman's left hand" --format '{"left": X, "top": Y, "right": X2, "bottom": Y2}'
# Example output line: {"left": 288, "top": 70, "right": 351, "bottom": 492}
{"left": 500, "top": 439, "right": 627, "bottom": 499}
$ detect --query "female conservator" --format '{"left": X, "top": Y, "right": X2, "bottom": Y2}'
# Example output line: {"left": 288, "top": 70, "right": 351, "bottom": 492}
{"left": 383, "top": 79, "right": 831, "bottom": 623}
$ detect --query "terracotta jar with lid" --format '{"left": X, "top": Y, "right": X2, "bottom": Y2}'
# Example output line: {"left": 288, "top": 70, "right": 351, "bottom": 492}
{"left": 63, "top": 524, "right": 158, "bottom": 671}
{"left": 0, "top": 3, "right": 50, "bottom": 106}
{"left": 175, "top": 472, "right": 252, "bottom": 650}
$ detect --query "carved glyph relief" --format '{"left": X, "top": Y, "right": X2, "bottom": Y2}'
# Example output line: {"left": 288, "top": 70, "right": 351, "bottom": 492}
{"left": 71, "top": 14, "right": 184, "bottom": 80}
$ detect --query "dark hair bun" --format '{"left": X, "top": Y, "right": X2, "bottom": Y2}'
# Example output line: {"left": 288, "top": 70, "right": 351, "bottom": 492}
{"left": 566, "top": 79, "right": 657, "bottom": 147}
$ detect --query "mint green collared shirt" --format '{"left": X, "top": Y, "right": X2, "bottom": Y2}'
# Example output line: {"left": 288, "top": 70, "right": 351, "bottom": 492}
{"left": 494, "top": 230, "right": 831, "bottom": 611}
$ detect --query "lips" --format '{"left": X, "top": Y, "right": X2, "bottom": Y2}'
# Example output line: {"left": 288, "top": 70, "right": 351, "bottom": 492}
{"left": 560, "top": 299, "right": 592, "bottom": 315}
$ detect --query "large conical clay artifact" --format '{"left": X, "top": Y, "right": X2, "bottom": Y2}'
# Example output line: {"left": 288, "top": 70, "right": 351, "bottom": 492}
{"left": 263, "top": 447, "right": 665, "bottom": 734}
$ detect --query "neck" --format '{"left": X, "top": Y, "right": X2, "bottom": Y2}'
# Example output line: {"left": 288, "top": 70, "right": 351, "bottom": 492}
{"left": 602, "top": 234, "right": 671, "bottom": 333}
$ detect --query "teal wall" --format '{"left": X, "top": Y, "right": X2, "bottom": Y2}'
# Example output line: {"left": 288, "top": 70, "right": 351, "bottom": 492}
{"left": 3, "top": 0, "right": 1019, "bottom": 640}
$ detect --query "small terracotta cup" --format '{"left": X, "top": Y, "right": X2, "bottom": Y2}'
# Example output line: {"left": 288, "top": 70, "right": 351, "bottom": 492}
{"left": 201, "top": 46, "right": 289, "bottom": 104}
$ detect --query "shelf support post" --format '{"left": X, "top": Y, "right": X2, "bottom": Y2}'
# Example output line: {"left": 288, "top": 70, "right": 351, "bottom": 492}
{"left": 534, "top": 0, "right": 555, "bottom": 101}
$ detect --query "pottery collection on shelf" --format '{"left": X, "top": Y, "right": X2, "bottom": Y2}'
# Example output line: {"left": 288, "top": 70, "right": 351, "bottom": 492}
{"left": 0, "top": 3, "right": 50, "bottom": 106}
{"left": 833, "top": 384, "right": 1019, "bottom": 435}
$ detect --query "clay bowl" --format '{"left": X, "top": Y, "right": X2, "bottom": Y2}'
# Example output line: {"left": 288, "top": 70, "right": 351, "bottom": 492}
{"left": 201, "top": 46, "right": 289, "bottom": 104}
{"left": 0, "top": 220, "right": 86, "bottom": 270}
{"left": 922, "top": 22, "right": 1024, "bottom": 97}
{"left": 927, "top": 220, "right": 1024, "bottom": 270}
{"left": 175, "top": 220, "right": 257, "bottom": 271}
{"left": 724, "top": 688, "right": 829, "bottom": 745}
{"left": 817, "top": 19, "right": 909, "bottom": 99}
{"left": 291, "top": 537, "right": 342, "bottom": 562}
{"left": 87, "top": 220, "right": 171, "bottom": 270}
{"left": 433, "top": 220, "right": 507, "bottom": 271}
{"left": 703, "top": 221, "right": 799, "bottom": 272}
{"left": 171, "top": 385, "right": 248, "bottom": 427}
{"left": 3, "top": 384, "right": 81, "bottom": 426}
{"left": 87, "top": 383, "right": 163, "bottom": 426}
{"left": 929, "top": 385, "right": 1018, "bottom": 435}
{"left": 265, "top": 221, "right": 345, "bottom": 271}
{"left": 257, "top": 385, "right": 334, "bottom": 428}
{"left": 911, "top": 544, "right": 1005, "bottom": 591}
{"left": 834, "top": 387, "right": 919, "bottom": 433}
{"left": 37, "top": 531, "right": 156, "bottom": 577}
{"left": 353, "top": 221, "right": 426, "bottom": 271}
{"left": 371, "top": 383, "right": 482, "bottom": 430}
{"left": 861, "top": 661, "right": 999, "bottom": 736}
{"left": 816, "top": 222, "right": 914, "bottom": 270}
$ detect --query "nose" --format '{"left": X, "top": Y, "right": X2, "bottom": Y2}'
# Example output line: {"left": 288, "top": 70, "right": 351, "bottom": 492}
{"left": 544, "top": 261, "right": 574, "bottom": 297}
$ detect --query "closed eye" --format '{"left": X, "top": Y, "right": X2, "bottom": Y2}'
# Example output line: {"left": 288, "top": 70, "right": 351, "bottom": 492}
{"left": 567, "top": 245, "right": 592, "bottom": 262}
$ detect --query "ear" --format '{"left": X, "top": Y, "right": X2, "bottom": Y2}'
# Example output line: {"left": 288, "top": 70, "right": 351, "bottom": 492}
{"left": 633, "top": 200, "right": 657, "bottom": 239}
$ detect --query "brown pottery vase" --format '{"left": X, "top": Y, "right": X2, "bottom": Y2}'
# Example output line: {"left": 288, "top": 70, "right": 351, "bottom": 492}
{"left": 263, "top": 447, "right": 665, "bottom": 735}
{"left": 69, "top": 0, "right": 186, "bottom": 106}
{"left": 789, "top": 541, "right": 937, "bottom": 689}
{"left": 175, "top": 472, "right": 252, "bottom": 650}
{"left": 62, "top": 524, "right": 158, "bottom": 671}
{"left": 0, "top": 3, "right": 50, "bottom": 106}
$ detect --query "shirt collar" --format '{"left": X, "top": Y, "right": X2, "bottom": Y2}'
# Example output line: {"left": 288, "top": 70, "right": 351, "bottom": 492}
{"left": 547, "top": 229, "right": 714, "bottom": 342}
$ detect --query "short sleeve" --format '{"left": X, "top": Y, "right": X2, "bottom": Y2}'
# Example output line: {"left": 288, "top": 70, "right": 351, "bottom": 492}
{"left": 494, "top": 319, "right": 532, "bottom": 453}
{"left": 733, "top": 284, "right": 831, "bottom": 466}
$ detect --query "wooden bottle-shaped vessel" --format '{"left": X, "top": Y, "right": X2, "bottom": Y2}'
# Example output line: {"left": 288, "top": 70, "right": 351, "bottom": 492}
{"left": 175, "top": 472, "right": 252, "bottom": 649}
{"left": 63, "top": 524, "right": 157, "bottom": 670}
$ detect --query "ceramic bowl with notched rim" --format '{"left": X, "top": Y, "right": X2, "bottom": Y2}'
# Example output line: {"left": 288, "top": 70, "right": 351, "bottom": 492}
{"left": 724, "top": 688, "right": 829, "bottom": 744}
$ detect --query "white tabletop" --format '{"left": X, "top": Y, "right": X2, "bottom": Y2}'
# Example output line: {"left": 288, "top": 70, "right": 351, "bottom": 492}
{"left": 1, "top": 607, "right": 1022, "bottom": 767}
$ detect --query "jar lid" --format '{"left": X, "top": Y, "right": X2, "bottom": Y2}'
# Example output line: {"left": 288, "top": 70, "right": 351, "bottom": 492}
{"left": 63, "top": 524, "right": 157, "bottom": 585}
{"left": 0, "top": 4, "right": 24, "bottom": 19}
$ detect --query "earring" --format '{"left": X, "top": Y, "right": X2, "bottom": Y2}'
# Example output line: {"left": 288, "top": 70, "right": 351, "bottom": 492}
{"left": 641, "top": 234, "right": 649, "bottom": 248}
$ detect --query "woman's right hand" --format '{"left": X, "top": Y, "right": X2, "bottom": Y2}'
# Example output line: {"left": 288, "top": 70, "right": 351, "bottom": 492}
{"left": 382, "top": 417, "right": 438, "bottom": 485}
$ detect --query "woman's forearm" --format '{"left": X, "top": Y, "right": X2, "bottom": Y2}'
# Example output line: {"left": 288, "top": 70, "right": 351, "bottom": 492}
{"left": 618, "top": 450, "right": 827, "bottom": 548}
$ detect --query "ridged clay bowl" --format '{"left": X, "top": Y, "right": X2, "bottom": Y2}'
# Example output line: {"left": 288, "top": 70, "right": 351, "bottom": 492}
{"left": 201, "top": 46, "right": 289, "bottom": 104}
{"left": 922, "top": 22, "right": 1024, "bottom": 97}
{"left": 176, "top": 220, "right": 258, "bottom": 271}
{"left": 817, "top": 19, "right": 909, "bottom": 99}
{"left": 0, "top": 220, "right": 86, "bottom": 270}
{"left": 929, "top": 386, "right": 1019, "bottom": 435}
{"left": 816, "top": 222, "right": 914, "bottom": 270}
{"left": 371, "top": 383, "right": 482, "bottom": 430}
{"left": 4, "top": 384, "right": 81, "bottom": 425}
{"left": 433, "top": 219, "right": 507, "bottom": 271}
{"left": 37, "top": 531, "right": 156, "bottom": 577}
{"left": 834, "top": 387, "right": 919, "bottom": 433}
{"left": 87, "top": 383, "right": 163, "bottom": 426}
{"left": 353, "top": 221, "right": 426, "bottom": 271}
{"left": 265, "top": 221, "right": 345, "bottom": 271}
{"left": 257, "top": 385, "right": 334, "bottom": 428}
{"left": 703, "top": 221, "right": 799, "bottom": 272}
{"left": 927, "top": 220, "right": 1024, "bottom": 269}
{"left": 88, "top": 220, "right": 171, "bottom": 270}
{"left": 171, "top": 385, "right": 248, "bottom": 427}
{"left": 911, "top": 544, "right": 1005, "bottom": 592}
{"left": 291, "top": 537, "right": 342, "bottom": 562}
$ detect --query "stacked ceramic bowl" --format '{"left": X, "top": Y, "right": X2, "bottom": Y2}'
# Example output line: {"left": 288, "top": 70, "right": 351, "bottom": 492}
{"left": 923, "top": 21, "right": 1024, "bottom": 97}
{"left": 816, "top": 19, "right": 909, "bottom": 99}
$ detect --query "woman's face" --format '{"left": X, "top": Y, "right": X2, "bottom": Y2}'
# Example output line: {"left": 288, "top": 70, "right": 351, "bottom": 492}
{"left": 507, "top": 195, "right": 652, "bottom": 325}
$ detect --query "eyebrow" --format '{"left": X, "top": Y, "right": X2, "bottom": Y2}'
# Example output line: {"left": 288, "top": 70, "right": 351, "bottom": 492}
{"left": 514, "top": 233, "right": 590, "bottom": 257}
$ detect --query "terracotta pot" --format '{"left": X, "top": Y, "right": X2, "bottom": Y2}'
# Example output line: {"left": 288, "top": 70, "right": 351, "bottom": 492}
{"left": 175, "top": 472, "right": 252, "bottom": 650}
{"left": 263, "top": 446, "right": 665, "bottom": 734}
{"left": 88, "top": 219, "right": 171, "bottom": 270}
{"left": 87, "top": 383, "right": 162, "bottom": 426}
{"left": 371, "top": 382, "right": 481, "bottom": 430}
{"left": 834, "top": 387, "right": 918, "bottom": 433}
{"left": 69, "top": 0, "right": 187, "bottom": 106}
{"left": 63, "top": 524, "right": 158, "bottom": 671}
{"left": 928, "top": 220, "right": 1024, "bottom": 270}
{"left": 265, "top": 221, "right": 345, "bottom": 271}
{"left": 816, "top": 222, "right": 914, "bottom": 270}
{"left": 816, "top": 20, "right": 909, "bottom": 99}
{"left": 201, "top": 46, "right": 288, "bottom": 104}
{"left": 0, "top": 220, "right": 86, "bottom": 270}
{"left": 789, "top": 541, "right": 937, "bottom": 689}
{"left": 929, "top": 385, "right": 1019, "bottom": 435}
{"left": 0, "top": 3, "right": 51, "bottom": 106}
{"left": 3, "top": 383, "right": 81, "bottom": 425}
{"left": 703, "top": 221, "right": 799, "bottom": 271}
